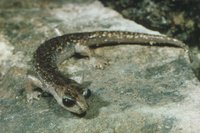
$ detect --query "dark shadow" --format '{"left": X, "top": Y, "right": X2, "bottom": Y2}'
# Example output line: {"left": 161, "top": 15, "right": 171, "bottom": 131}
{"left": 84, "top": 93, "right": 110, "bottom": 119}
{"left": 188, "top": 49, "right": 200, "bottom": 81}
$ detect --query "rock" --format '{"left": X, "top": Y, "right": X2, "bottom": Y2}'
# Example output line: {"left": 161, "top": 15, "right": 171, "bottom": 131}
{"left": 0, "top": 0, "right": 199, "bottom": 133}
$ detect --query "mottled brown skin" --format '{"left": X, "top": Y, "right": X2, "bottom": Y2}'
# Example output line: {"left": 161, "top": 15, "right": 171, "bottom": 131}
{"left": 29, "top": 31, "right": 187, "bottom": 115}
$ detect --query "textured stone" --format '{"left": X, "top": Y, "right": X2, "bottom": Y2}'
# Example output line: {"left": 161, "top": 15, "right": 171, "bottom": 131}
{"left": 0, "top": 0, "right": 199, "bottom": 133}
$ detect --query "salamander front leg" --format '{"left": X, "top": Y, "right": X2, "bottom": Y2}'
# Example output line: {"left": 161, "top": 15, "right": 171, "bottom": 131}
{"left": 25, "top": 75, "right": 44, "bottom": 103}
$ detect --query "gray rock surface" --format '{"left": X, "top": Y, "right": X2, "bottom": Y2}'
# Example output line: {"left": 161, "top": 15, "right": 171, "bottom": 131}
{"left": 0, "top": 0, "right": 199, "bottom": 133}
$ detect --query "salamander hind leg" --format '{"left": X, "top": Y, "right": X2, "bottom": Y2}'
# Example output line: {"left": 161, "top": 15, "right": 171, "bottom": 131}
{"left": 89, "top": 55, "right": 110, "bottom": 69}
{"left": 74, "top": 44, "right": 110, "bottom": 69}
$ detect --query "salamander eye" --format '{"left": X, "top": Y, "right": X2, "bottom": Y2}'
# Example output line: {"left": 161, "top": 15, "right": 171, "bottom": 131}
{"left": 83, "top": 89, "right": 91, "bottom": 99}
{"left": 62, "top": 96, "right": 76, "bottom": 107}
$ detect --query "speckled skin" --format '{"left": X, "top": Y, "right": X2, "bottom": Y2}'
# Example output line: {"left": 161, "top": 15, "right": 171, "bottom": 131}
{"left": 30, "top": 31, "right": 187, "bottom": 115}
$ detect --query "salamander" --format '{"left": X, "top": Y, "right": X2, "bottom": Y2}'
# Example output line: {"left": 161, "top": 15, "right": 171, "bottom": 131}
{"left": 26, "top": 31, "right": 187, "bottom": 116}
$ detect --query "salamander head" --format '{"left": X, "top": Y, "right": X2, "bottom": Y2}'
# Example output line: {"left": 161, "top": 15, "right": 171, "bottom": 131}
{"left": 54, "top": 84, "right": 91, "bottom": 116}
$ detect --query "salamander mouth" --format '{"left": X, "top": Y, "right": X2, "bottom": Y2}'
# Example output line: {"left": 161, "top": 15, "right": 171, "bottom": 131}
{"left": 71, "top": 111, "right": 87, "bottom": 117}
